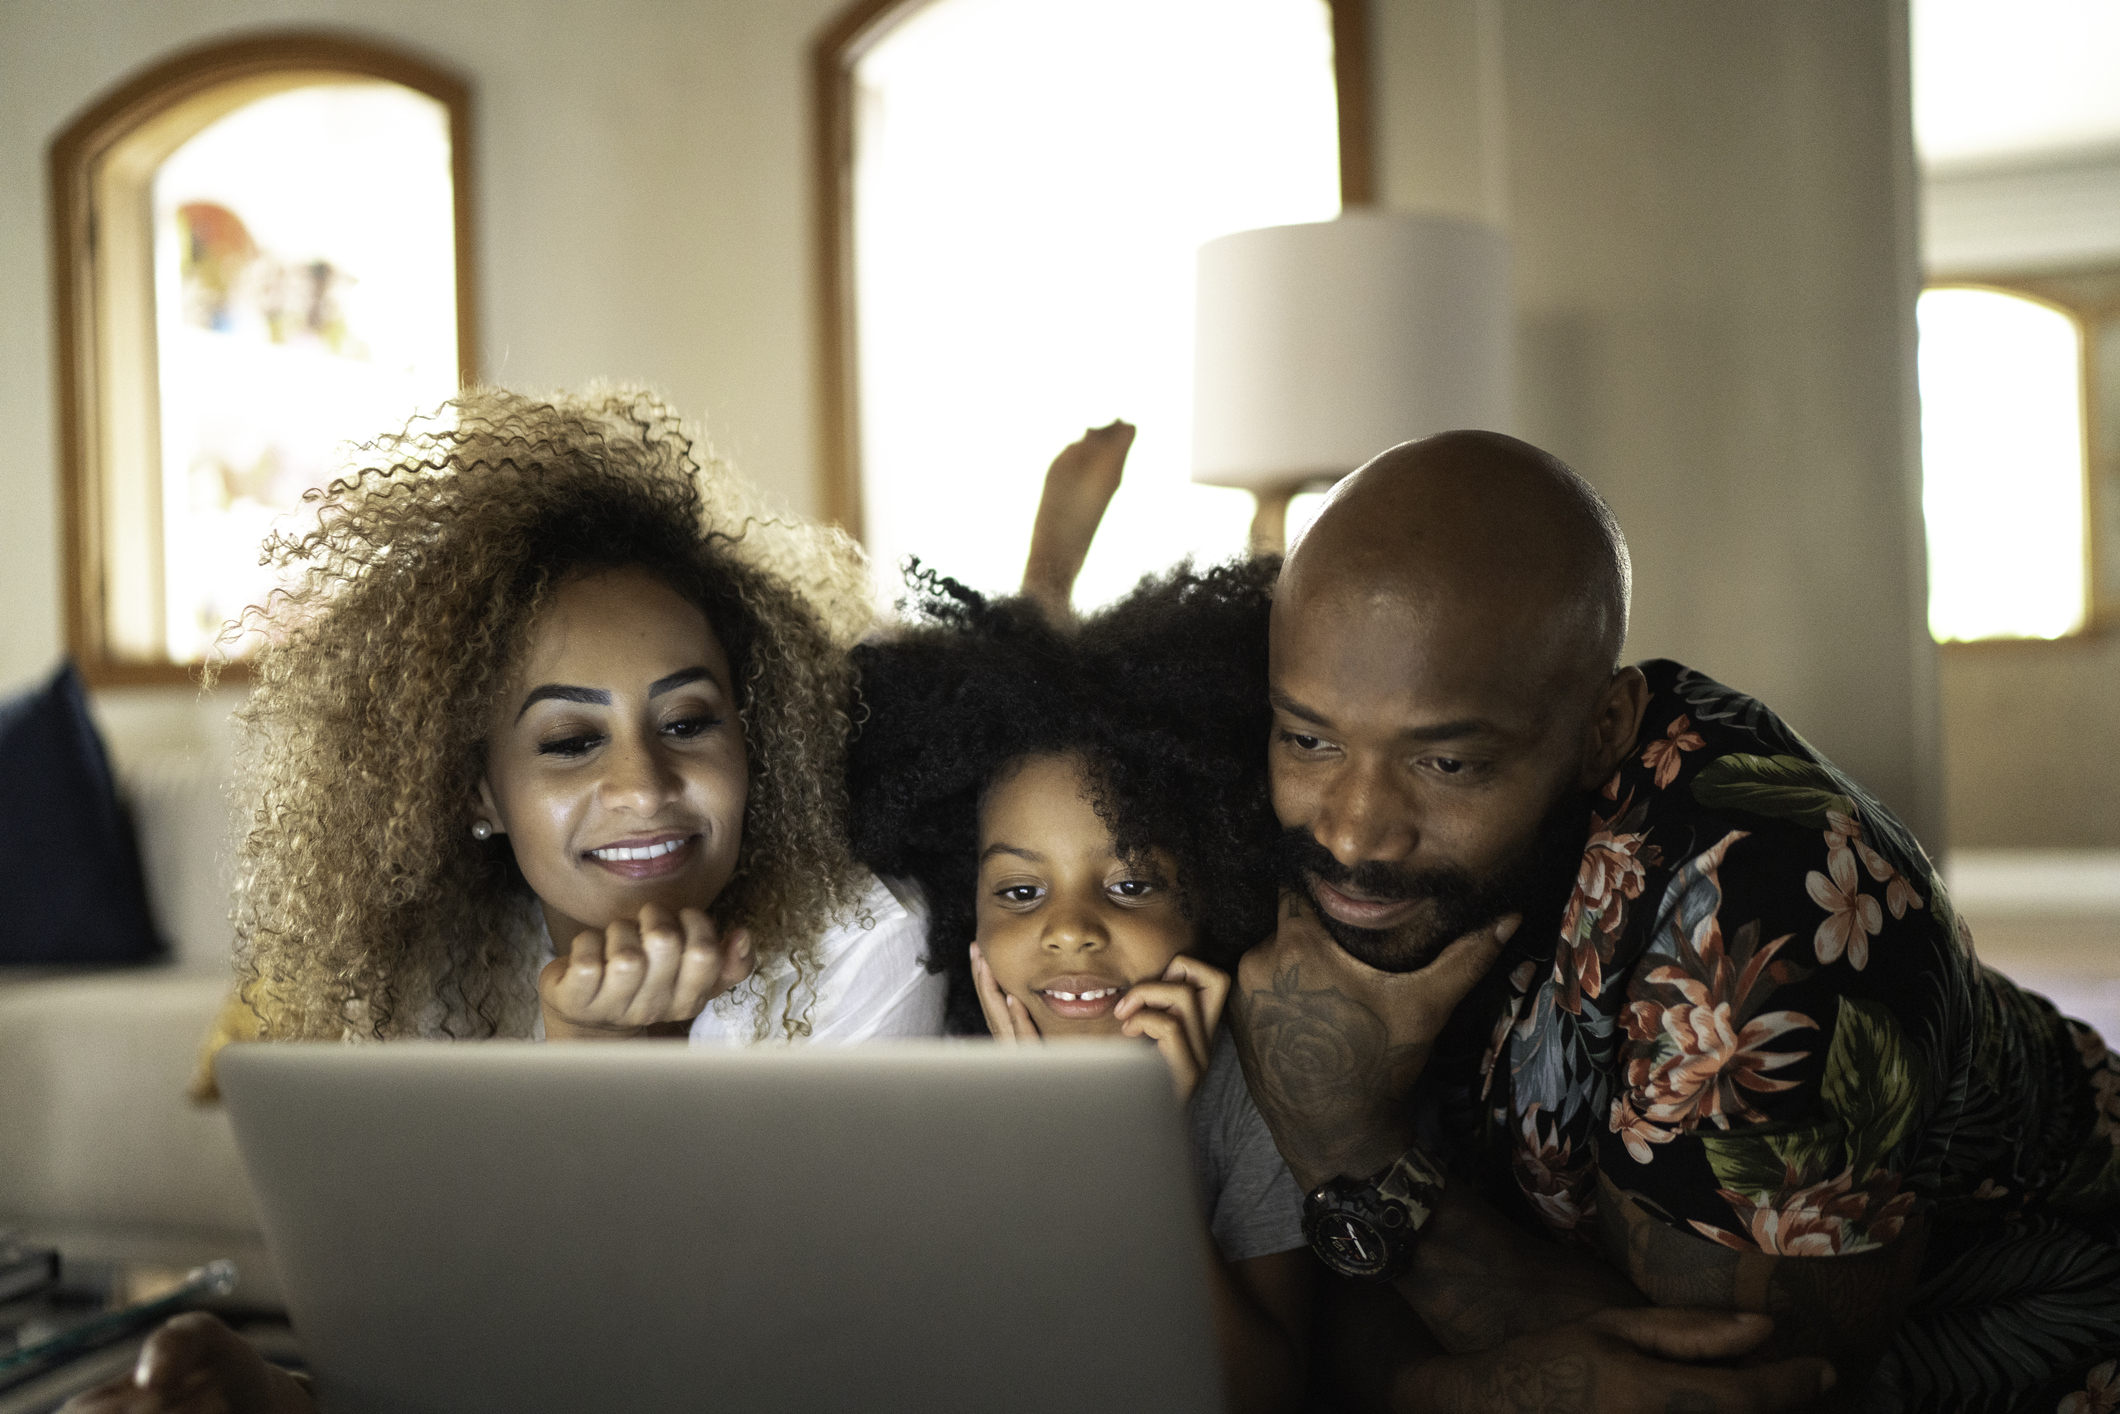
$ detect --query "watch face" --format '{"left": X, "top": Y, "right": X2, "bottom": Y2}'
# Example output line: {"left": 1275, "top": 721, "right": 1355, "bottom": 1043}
{"left": 1313, "top": 1210, "right": 1392, "bottom": 1278}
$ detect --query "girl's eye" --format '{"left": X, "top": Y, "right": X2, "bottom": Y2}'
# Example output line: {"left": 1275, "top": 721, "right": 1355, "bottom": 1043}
{"left": 1111, "top": 879, "right": 1157, "bottom": 899}
{"left": 537, "top": 733, "right": 603, "bottom": 758}
{"left": 1280, "top": 730, "right": 1325, "bottom": 752}
{"left": 996, "top": 884, "right": 1043, "bottom": 905}
{"left": 663, "top": 713, "right": 722, "bottom": 740}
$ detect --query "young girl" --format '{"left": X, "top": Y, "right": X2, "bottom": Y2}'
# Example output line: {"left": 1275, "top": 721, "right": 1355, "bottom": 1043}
{"left": 845, "top": 558, "right": 1313, "bottom": 1413}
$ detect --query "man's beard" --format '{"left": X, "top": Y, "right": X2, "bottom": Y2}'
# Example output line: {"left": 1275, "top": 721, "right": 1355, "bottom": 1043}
{"left": 1275, "top": 792, "right": 1590, "bottom": 973}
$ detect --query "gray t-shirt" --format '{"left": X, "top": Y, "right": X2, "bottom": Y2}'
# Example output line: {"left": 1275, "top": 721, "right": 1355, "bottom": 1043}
{"left": 1189, "top": 1031, "right": 1308, "bottom": 1263}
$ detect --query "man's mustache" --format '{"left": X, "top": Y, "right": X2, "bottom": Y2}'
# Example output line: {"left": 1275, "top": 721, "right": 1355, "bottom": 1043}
{"left": 1273, "top": 827, "right": 1480, "bottom": 906}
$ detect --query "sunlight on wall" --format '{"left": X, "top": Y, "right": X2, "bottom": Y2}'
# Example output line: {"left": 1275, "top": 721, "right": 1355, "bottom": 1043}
{"left": 853, "top": 0, "right": 1340, "bottom": 609}
{"left": 153, "top": 82, "right": 457, "bottom": 661}
{"left": 1918, "top": 286, "right": 2087, "bottom": 642}
{"left": 1913, "top": 0, "right": 2120, "bottom": 165}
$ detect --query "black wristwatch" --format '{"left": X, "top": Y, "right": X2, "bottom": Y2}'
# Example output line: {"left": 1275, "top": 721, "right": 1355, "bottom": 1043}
{"left": 1302, "top": 1144, "right": 1447, "bottom": 1280}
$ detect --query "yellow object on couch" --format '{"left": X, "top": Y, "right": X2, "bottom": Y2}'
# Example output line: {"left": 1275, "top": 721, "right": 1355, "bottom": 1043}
{"left": 188, "top": 989, "right": 271, "bottom": 1103}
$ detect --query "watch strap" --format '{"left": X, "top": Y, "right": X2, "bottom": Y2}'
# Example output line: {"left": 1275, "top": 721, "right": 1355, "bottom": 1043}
{"left": 1375, "top": 1142, "right": 1447, "bottom": 1227}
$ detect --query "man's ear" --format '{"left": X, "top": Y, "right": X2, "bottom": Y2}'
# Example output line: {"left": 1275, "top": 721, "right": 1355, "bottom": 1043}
{"left": 473, "top": 777, "right": 507, "bottom": 836}
{"left": 1578, "top": 665, "right": 1649, "bottom": 790}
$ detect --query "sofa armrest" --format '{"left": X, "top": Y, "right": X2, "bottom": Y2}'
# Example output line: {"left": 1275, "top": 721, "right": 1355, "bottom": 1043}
{"left": 0, "top": 973, "right": 259, "bottom": 1237}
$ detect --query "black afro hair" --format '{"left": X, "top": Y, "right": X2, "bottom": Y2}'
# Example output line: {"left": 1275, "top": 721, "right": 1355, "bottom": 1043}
{"left": 847, "top": 556, "right": 1281, "bottom": 1035}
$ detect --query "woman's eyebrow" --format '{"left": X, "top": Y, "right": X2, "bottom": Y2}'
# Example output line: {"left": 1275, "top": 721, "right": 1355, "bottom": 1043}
{"left": 516, "top": 684, "right": 608, "bottom": 720}
{"left": 648, "top": 666, "right": 715, "bottom": 697}
{"left": 514, "top": 668, "right": 716, "bottom": 721}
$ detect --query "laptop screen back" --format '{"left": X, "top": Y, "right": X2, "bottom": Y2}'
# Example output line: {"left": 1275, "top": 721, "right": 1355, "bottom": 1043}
{"left": 217, "top": 1041, "right": 1221, "bottom": 1414}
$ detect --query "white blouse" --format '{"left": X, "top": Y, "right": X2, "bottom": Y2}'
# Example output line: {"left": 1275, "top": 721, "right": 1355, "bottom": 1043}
{"left": 688, "top": 872, "right": 944, "bottom": 1045}
{"left": 528, "top": 872, "right": 945, "bottom": 1044}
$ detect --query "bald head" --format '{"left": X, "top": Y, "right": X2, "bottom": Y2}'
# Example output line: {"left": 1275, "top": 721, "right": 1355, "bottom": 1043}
{"left": 1285, "top": 430, "right": 1630, "bottom": 689}
{"left": 1265, "top": 431, "right": 1646, "bottom": 971}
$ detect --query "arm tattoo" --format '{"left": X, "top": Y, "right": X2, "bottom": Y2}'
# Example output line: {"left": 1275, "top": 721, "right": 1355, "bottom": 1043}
{"left": 1592, "top": 1178, "right": 1737, "bottom": 1311}
{"left": 1335, "top": 1178, "right": 1914, "bottom": 1414}
{"left": 1595, "top": 1173, "right": 1926, "bottom": 1396}
{"left": 1396, "top": 1189, "right": 1644, "bottom": 1354}
{"left": 1434, "top": 1354, "right": 1596, "bottom": 1414}
{"left": 1232, "top": 959, "right": 1422, "bottom": 1183}
{"left": 1663, "top": 1395, "right": 1720, "bottom": 1414}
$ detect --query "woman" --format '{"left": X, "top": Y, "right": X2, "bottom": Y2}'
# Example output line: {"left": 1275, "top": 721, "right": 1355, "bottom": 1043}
{"left": 205, "top": 383, "right": 939, "bottom": 1059}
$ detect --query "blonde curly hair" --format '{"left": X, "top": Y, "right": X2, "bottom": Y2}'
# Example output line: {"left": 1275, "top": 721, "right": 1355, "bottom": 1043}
{"left": 219, "top": 385, "right": 874, "bottom": 1042}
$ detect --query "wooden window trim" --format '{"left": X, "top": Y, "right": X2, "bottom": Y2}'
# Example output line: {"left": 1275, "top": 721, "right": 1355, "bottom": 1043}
{"left": 49, "top": 30, "right": 478, "bottom": 688}
{"left": 1924, "top": 272, "right": 2120, "bottom": 649}
{"left": 809, "top": 0, "right": 1372, "bottom": 540}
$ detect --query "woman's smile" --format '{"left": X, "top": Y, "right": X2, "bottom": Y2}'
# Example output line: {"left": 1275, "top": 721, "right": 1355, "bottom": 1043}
{"left": 584, "top": 831, "right": 700, "bottom": 879}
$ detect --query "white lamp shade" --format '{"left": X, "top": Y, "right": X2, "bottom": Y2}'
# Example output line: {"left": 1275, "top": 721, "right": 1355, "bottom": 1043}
{"left": 1192, "top": 210, "right": 1513, "bottom": 490}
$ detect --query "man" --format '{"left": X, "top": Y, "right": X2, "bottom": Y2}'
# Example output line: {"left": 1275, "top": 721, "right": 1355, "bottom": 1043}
{"left": 1233, "top": 431, "right": 2120, "bottom": 1412}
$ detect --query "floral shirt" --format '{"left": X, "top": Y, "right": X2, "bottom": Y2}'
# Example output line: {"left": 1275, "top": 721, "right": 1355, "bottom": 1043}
{"left": 1430, "top": 660, "right": 2120, "bottom": 1412}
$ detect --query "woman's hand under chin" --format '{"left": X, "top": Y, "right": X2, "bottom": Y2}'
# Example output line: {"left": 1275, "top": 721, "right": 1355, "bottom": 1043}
{"left": 971, "top": 943, "right": 1230, "bottom": 1103}
{"left": 540, "top": 903, "right": 754, "bottom": 1040}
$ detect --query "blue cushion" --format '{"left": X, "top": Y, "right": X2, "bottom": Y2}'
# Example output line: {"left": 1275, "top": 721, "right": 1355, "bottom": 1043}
{"left": 0, "top": 662, "right": 164, "bottom": 964}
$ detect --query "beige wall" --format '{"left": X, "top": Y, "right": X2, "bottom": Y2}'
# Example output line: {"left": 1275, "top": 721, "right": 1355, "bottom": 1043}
{"left": 0, "top": 0, "right": 843, "bottom": 708}
{"left": 3, "top": 0, "right": 1941, "bottom": 843}
{"left": 1932, "top": 280, "right": 2120, "bottom": 850}
{"left": 1375, "top": 0, "right": 1941, "bottom": 840}
{"left": 1924, "top": 167, "right": 2120, "bottom": 850}
{"left": 1940, "top": 638, "right": 2120, "bottom": 848}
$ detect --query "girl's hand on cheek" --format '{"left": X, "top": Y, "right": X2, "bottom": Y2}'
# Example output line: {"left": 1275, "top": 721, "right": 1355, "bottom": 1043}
{"left": 540, "top": 905, "right": 753, "bottom": 1041}
{"left": 969, "top": 943, "right": 1042, "bottom": 1042}
{"left": 1115, "top": 955, "right": 1228, "bottom": 1102}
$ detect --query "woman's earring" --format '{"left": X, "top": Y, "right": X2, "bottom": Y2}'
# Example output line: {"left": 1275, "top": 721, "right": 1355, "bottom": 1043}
{"left": 471, "top": 819, "right": 494, "bottom": 841}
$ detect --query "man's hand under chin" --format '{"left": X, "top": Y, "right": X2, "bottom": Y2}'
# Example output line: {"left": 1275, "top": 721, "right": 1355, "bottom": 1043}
{"left": 1230, "top": 892, "right": 1516, "bottom": 1189}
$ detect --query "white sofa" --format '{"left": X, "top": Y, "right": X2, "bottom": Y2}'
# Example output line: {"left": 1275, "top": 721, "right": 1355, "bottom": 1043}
{"left": 0, "top": 742, "right": 280, "bottom": 1306}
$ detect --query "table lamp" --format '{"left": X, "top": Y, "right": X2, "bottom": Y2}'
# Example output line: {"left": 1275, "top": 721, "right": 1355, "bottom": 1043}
{"left": 1192, "top": 209, "right": 1514, "bottom": 553}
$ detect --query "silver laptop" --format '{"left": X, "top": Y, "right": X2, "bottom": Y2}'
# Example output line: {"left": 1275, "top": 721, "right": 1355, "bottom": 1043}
{"left": 216, "top": 1041, "right": 1221, "bottom": 1414}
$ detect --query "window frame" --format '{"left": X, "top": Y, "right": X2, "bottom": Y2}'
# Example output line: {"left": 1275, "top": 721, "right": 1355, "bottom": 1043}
{"left": 48, "top": 31, "right": 478, "bottom": 687}
{"left": 809, "top": 0, "right": 1373, "bottom": 540}
{"left": 1921, "top": 273, "right": 2118, "bottom": 648}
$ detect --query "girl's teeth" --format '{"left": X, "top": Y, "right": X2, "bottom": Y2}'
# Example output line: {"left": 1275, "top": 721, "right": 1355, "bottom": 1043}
{"left": 1045, "top": 987, "right": 1118, "bottom": 1002}
{"left": 593, "top": 839, "right": 683, "bottom": 862}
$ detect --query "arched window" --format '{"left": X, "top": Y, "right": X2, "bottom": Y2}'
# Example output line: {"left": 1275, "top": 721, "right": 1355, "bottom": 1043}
{"left": 816, "top": 0, "right": 1367, "bottom": 606}
{"left": 1917, "top": 284, "right": 2091, "bottom": 642}
{"left": 51, "top": 33, "right": 475, "bottom": 684}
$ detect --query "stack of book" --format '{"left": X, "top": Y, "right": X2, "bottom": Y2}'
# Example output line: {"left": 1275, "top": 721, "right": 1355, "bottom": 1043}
{"left": 0, "top": 1248, "right": 56, "bottom": 1309}
{"left": 0, "top": 1241, "right": 237, "bottom": 1408}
